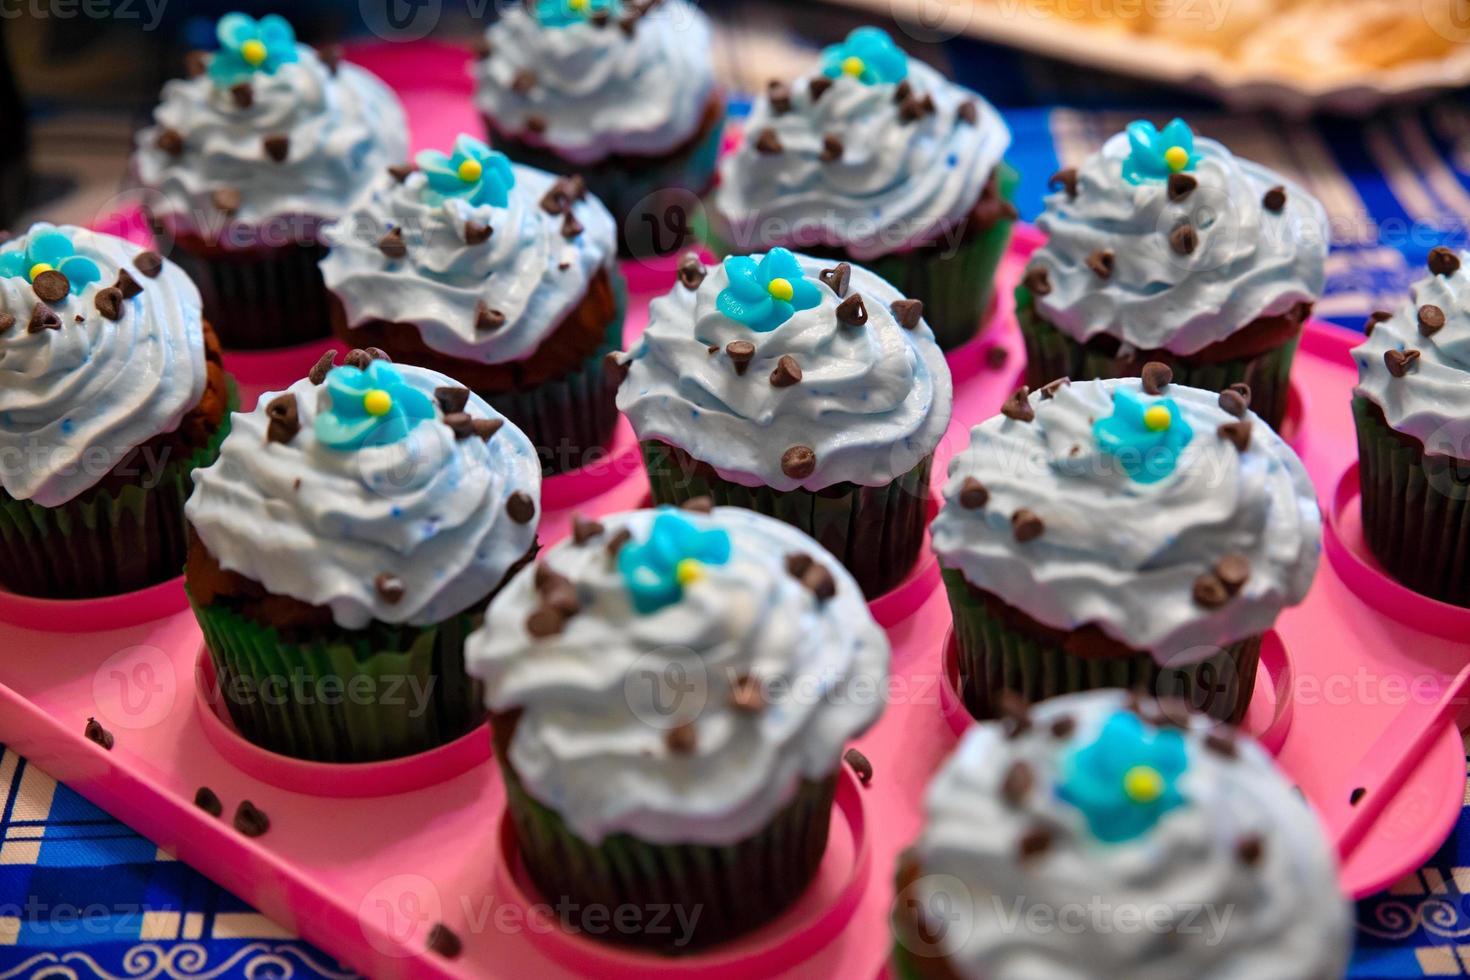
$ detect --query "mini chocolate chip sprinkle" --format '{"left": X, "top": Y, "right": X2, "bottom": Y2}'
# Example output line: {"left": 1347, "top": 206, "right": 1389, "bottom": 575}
{"left": 1018, "top": 826, "right": 1053, "bottom": 861}
{"left": 1215, "top": 554, "right": 1251, "bottom": 595}
{"left": 375, "top": 573, "right": 406, "bottom": 604}
{"left": 1237, "top": 835, "right": 1265, "bottom": 866}
{"left": 263, "top": 134, "right": 289, "bottom": 163}
{"left": 820, "top": 133, "right": 844, "bottom": 163}
{"left": 677, "top": 253, "right": 707, "bottom": 290}
{"left": 605, "top": 527, "right": 633, "bottom": 559}
{"left": 464, "top": 221, "right": 492, "bottom": 245}
{"left": 603, "top": 351, "right": 630, "bottom": 388}
{"left": 1001, "top": 386, "right": 1035, "bottom": 423}
{"left": 898, "top": 96, "right": 924, "bottom": 123}
{"left": 768, "top": 80, "right": 793, "bottom": 114}
{"left": 1050, "top": 716, "right": 1076, "bottom": 738}
{"left": 957, "top": 100, "right": 978, "bottom": 124}
{"left": 28, "top": 303, "right": 61, "bottom": 333}
{"left": 782, "top": 445, "right": 817, "bottom": 480}
{"left": 1418, "top": 304, "right": 1446, "bottom": 336}
{"left": 134, "top": 251, "right": 163, "bottom": 277}
{"left": 986, "top": 346, "right": 1011, "bottom": 369}
{"left": 819, "top": 263, "right": 851, "bottom": 297}
{"left": 317, "top": 43, "right": 343, "bottom": 75}
{"left": 426, "top": 923, "right": 462, "bottom": 959}
{"left": 156, "top": 127, "right": 185, "bottom": 156}
{"left": 785, "top": 552, "right": 815, "bottom": 579}
{"left": 233, "top": 801, "right": 270, "bottom": 838}
{"left": 1192, "top": 572, "right": 1230, "bottom": 609}
{"left": 1350, "top": 787, "right": 1366, "bottom": 806}
{"left": 32, "top": 270, "right": 70, "bottom": 304}
{"left": 525, "top": 114, "right": 547, "bottom": 134}
{"left": 1217, "top": 388, "right": 1249, "bottom": 418}
{"left": 265, "top": 393, "right": 300, "bottom": 444}
{"left": 387, "top": 162, "right": 416, "bottom": 183}
{"left": 892, "top": 79, "right": 913, "bottom": 104}
{"left": 506, "top": 491, "right": 536, "bottom": 524}
{"left": 443, "top": 413, "right": 476, "bottom": 440}
{"left": 211, "top": 187, "right": 242, "bottom": 215}
{"left": 0, "top": 313, "right": 14, "bottom": 335}
{"left": 755, "top": 128, "right": 783, "bottom": 155}
{"left": 730, "top": 674, "right": 766, "bottom": 713}
{"left": 1012, "top": 509, "right": 1045, "bottom": 543}
{"left": 1218, "top": 420, "right": 1252, "bottom": 451}
{"left": 94, "top": 286, "right": 125, "bottom": 321}
{"left": 185, "top": 50, "right": 208, "bottom": 77}
{"left": 472, "top": 418, "right": 502, "bottom": 441}
{"left": 572, "top": 515, "right": 605, "bottom": 545}
{"left": 230, "top": 82, "right": 254, "bottom": 109}
{"left": 194, "top": 787, "right": 223, "bottom": 817}
{"left": 666, "top": 722, "right": 697, "bottom": 754}
{"left": 681, "top": 496, "right": 714, "bottom": 513}
{"left": 365, "top": 347, "right": 391, "bottom": 362}
{"left": 561, "top": 212, "right": 584, "bottom": 239}
{"left": 308, "top": 350, "right": 338, "bottom": 384}
{"left": 1140, "top": 362, "right": 1173, "bottom": 395}
{"left": 800, "top": 562, "right": 837, "bottom": 601}
{"left": 435, "top": 387, "right": 470, "bottom": 414}
{"left": 114, "top": 269, "right": 143, "bottom": 299}
{"left": 1001, "top": 761, "right": 1034, "bottom": 805}
{"left": 475, "top": 301, "right": 507, "bottom": 332}
{"left": 471, "top": 36, "right": 493, "bottom": 59}
{"left": 1048, "top": 168, "right": 1078, "bottom": 199}
{"left": 958, "top": 477, "right": 989, "bottom": 510}
{"left": 1086, "top": 249, "right": 1115, "bottom": 279}
{"left": 1262, "top": 185, "right": 1286, "bottom": 212}
{"left": 1429, "top": 246, "right": 1462, "bottom": 276}
{"left": 1227, "top": 381, "right": 1252, "bottom": 404}
{"left": 808, "top": 76, "right": 833, "bottom": 101}
{"left": 1364, "top": 310, "right": 1392, "bottom": 336}
{"left": 1167, "top": 172, "right": 1197, "bottom": 201}
{"left": 1023, "top": 265, "right": 1052, "bottom": 296}
{"left": 526, "top": 606, "right": 566, "bottom": 638}
{"left": 1204, "top": 732, "right": 1238, "bottom": 759}
{"left": 1035, "top": 378, "right": 1069, "bottom": 402}
{"left": 84, "top": 717, "right": 114, "bottom": 750}
{"left": 707, "top": 344, "right": 719, "bottom": 355}
{"left": 1385, "top": 348, "right": 1421, "bottom": 378}
{"left": 512, "top": 68, "right": 537, "bottom": 94}
{"left": 770, "top": 354, "right": 803, "bottom": 387}
{"left": 891, "top": 298, "right": 923, "bottom": 330}
{"left": 378, "top": 227, "right": 407, "bottom": 259}
{"left": 836, "top": 293, "right": 868, "bottom": 327}
{"left": 726, "top": 340, "right": 756, "bottom": 375}
{"left": 1169, "top": 224, "right": 1198, "bottom": 256}
{"left": 344, "top": 349, "right": 373, "bottom": 369}
{"left": 844, "top": 748, "right": 873, "bottom": 786}
{"left": 617, "top": 14, "right": 639, "bottom": 36}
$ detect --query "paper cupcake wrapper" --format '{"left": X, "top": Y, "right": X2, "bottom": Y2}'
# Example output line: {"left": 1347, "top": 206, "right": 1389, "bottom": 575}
{"left": 943, "top": 569, "right": 1261, "bottom": 723}
{"left": 640, "top": 441, "right": 932, "bottom": 599}
{"left": 1353, "top": 396, "right": 1470, "bottom": 607}
{"left": 168, "top": 239, "right": 332, "bottom": 350}
{"left": 193, "top": 596, "right": 488, "bottom": 763}
{"left": 493, "top": 722, "right": 836, "bottom": 953}
{"left": 1016, "top": 289, "right": 1300, "bottom": 431}
{"left": 0, "top": 386, "right": 235, "bottom": 600}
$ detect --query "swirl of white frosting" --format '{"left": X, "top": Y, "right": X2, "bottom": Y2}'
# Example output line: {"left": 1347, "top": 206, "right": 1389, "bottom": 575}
{"left": 1353, "top": 253, "right": 1470, "bottom": 459}
{"left": 320, "top": 165, "right": 618, "bottom": 363}
{"left": 904, "top": 690, "right": 1353, "bottom": 980}
{"left": 1030, "top": 132, "right": 1328, "bottom": 355}
{"left": 472, "top": 1, "right": 717, "bottom": 164}
{"left": 185, "top": 365, "right": 541, "bottom": 630}
{"left": 133, "top": 46, "right": 408, "bottom": 231}
{"left": 466, "top": 506, "right": 888, "bottom": 844}
{"left": 712, "top": 60, "right": 1010, "bottom": 262}
{"left": 0, "top": 224, "right": 208, "bottom": 507}
{"left": 930, "top": 378, "right": 1320, "bottom": 658}
{"left": 616, "top": 253, "right": 952, "bottom": 491}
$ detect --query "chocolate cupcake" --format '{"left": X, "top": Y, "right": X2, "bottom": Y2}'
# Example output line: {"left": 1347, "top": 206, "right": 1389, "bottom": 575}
{"left": 892, "top": 690, "right": 1352, "bottom": 980}
{"left": 931, "top": 371, "right": 1320, "bottom": 722}
{"left": 707, "top": 26, "right": 1015, "bottom": 351}
{"left": 1351, "top": 247, "right": 1470, "bottom": 606}
{"left": 185, "top": 354, "right": 540, "bottom": 762}
{"left": 472, "top": 0, "right": 724, "bottom": 256}
{"left": 466, "top": 505, "right": 888, "bottom": 950}
{"left": 0, "top": 224, "right": 231, "bottom": 599}
{"left": 1019, "top": 119, "right": 1327, "bottom": 429}
{"left": 614, "top": 248, "right": 952, "bottom": 598}
{"left": 132, "top": 13, "right": 407, "bottom": 349}
{"left": 320, "top": 135, "right": 624, "bottom": 476}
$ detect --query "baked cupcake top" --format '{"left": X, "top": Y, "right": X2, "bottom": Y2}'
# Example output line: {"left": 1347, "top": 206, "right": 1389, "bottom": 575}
{"left": 930, "top": 372, "right": 1320, "bottom": 656}
{"left": 1026, "top": 119, "right": 1327, "bottom": 356}
{"left": 713, "top": 27, "right": 1011, "bottom": 262}
{"left": 899, "top": 690, "right": 1352, "bottom": 980}
{"left": 133, "top": 13, "right": 408, "bottom": 232}
{"left": 465, "top": 505, "right": 888, "bottom": 845}
{"left": 471, "top": 0, "right": 717, "bottom": 164}
{"left": 615, "top": 249, "right": 952, "bottom": 491}
{"left": 319, "top": 136, "right": 617, "bottom": 364}
{"left": 0, "top": 224, "right": 208, "bottom": 507}
{"left": 1353, "top": 247, "right": 1470, "bottom": 458}
{"left": 186, "top": 355, "right": 540, "bottom": 630}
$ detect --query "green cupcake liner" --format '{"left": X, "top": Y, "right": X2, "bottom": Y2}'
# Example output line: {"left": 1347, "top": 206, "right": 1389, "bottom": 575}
{"left": 640, "top": 441, "right": 932, "bottom": 599}
{"left": 1353, "top": 396, "right": 1470, "bottom": 606}
{"left": 493, "top": 721, "right": 837, "bottom": 953}
{"left": 943, "top": 569, "right": 1261, "bottom": 723}
{"left": 168, "top": 239, "right": 332, "bottom": 350}
{"left": 1016, "top": 289, "right": 1300, "bottom": 431}
{"left": 193, "top": 594, "right": 491, "bottom": 763}
{"left": 0, "top": 385, "right": 235, "bottom": 600}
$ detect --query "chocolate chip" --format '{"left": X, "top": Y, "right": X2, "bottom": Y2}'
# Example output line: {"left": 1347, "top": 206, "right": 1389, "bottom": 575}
{"left": 378, "top": 227, "right": 407, "bottom": 260}
{"left": 506, "top": 491, "right": 536, "bottom": 524}
{"left": 561, "top": 212, "right": 584, "bottom": 239}
{"left": 1034, "top": 378, "right": 1067, "bottom": 403}
{"left": 443, "top": 413, "right": 475, "bottom": 440}
{"left": 891, "top": 298, "right": 923, "bottom": 330}
{"left": 1140, "top": 362, "right": 1173, "bottom": 395}
{"left": 768, "top": 80, "right": 793, "bottom": 114}
{"left": 1429, "top": 246, "right": 1461, "bottom": 276}
{"left": 819, "top": 263, "right": 851, "bottom": 297}
{"left": 820, "top": 133, "right": 844, "bottom": 164}
{"left": 605, "top": 527, "right": 632, "bottom": 558}
{"left": 194, "top": 787, "right": 223, "bottom": 817}
{"left": 958, "top": 476, "right": 989, "bottom": 510}
{"left": 1350, "top": 787, "right": 1366, "bottom": 806}
{"left": 114, "top": 269, "right": 143, "bottom": 299}
{"left": 94, "top": 286, "right": 124, "bottom": 321}
{"left": 185, "top": 50, "right": 208, "bottom": 77}
{"left": 472, "top": 417, "right": 502, "bottom": 441}
{"left": 233, "top": 801, "right": 270, "bottom": 837}
{"left": 156, "top": 127, "right": 184, "bottom": 156}
{"left": 1364, "top": 310, "right": 1392, "bottom": 336}
{"left": 0, "top": 313, "right": 14, "bottom": 335}
{"left": 572, "top": 516, "right": 605, "bottom": 545}
{"left": 726, "top": 340, "right": 755, "bottom": 375}
{"left": 426, "top": 923, "right": 461, "bottom": 959}
{"left": 844, "top": 748, "right": 873, "bottom": 786}
{"left": 1023, "top": 265, "right": 1052, "bottom": 297}
{"left": 1169, "top": 224, "right": 1198, "bottom": 256}
{"left": 617, "top": 14, "right": 638, "bottom": 36}
{"left": 1385, "top": 348, "right": 1421, "bottom": 377}
{"left": 1018, "top": 826, "right": 1052, "bottom": 861}
{"left": 1214, "top": 554, "right": 1250, "bottom": 595}
{"left": 1218, "top": 388, "right": 1249, "bottom": 418}
{"left": 808, "top": 76, "right": 833, "bottom": 101}
{"left": 800, "top": 562, "right": 837, "bottom": 601}
{"left": 681, "top": 496, "right": 714, "bottom": 514}
{"left": 84, "top": 717, "right": 114, "bottom": 750}
{"left": 230, "top": 82, "right": 253, "bottom": 109}
{"left": 785, "top": 552, "right": 814, "bottom": 580}
{"left": 1012, "top": 509, "right": 1045, "bottom": 543}
{"left": 1218, "top": 420, "right": 1252, "bottom": 451}
{"left": 1227, "top": 382, "right": 1252, "bottom": 405}
{"left": 666, "top": 722, "right": 697, "bottom": 754}
{"left": 526, "top": 606, "right": 566, "bottom": 638}
{"left": 308, "top": 350, "right": 338, "bottom": 384}
{"left": 603, "top": 351, "right": 630, "bottom": 388}
{"left": 265, "top": 393, "right": 300, "bottom": 444}
{"left": 957, "top": 100, "right": 978, "bottom": 124}
{"left": 1086, "top": 249, "right": 1115, "bottom": 279}
{"left": 375, "top": 573, "right": 406, "bottom": 604}
{"left": 1236, "top": 835, "right": 1265, "bottom": 866}
{"left": 134, "top": 251, "right": 163, "bottom": 277}
{"left": 1418, "top": 304, "right": 1446, "bottom": 336}
{"left": 770, "top": 354, "right": 802, "bottom": 387}
{"left": 1050, "top": 716, "right": 1076, "bottom": 738}
{"left": 1167, "top": 172, "right": 1197, "bottom": 201}
{"left": 211, "top": 187, "right": 241, "bottom": 215}
{"left": 317, "top": 43, "right": 343, "bottom": 75}
{"left": 263, "top": 134, "right": 289, "bottom": 163}
{"left": 471, "top": 36, "right": 492, "bottom": 59}
{"left": 836, "top": 293, "right": 868, "bottom": 327}
{"left": 730, "top": 674, "right": 766, "bottom": 713}
{"left": 1001, "top": 386, "right": 1034, "bottom": 422}
{"left": 1001, "top": 761, "right": 1034, "bottom": 805}
{"left": 27, "top": 303, "right": 61, "bottom": 333}
{"left": 1204, "top": 732, "right": 1238, "bottom": 759}
{"left": 1048, "top": 168, "right": 1078, "bottom": 199}
{"left": 475, "top": 302, "right": 506, "bottom": 332}
{"left": 755, "top": 128, "right": 783, "bottom": 155}
{"left": 677, "top": 253, "right": 706, "bottom": 290}
{"left": 1262, "top": 186, "right": 1286, "bottom": 212}
{"left": 32, "top": 270, "right": 70, "bottom": 304}
{"left": 387, "top": 162, "right": 416, "bottom": 183}
{"left": 1192, "top": 572, "right": 1230, "bottom": 608}
{"left": 464, "top": 221, "right": 492, "bottom": 246}
{"left": 893, "top": 80, "right": 913, "bottom": 104}
{"left": 435, "top": 387, "right": 470, "bottom": 414}
{"left": 781, "top": 445, "right": 816, "bottom": 480}
{"left": 512, "top": 68, "right": 537, "bottom": 94}
{"left": 525, "top": 114, "right": 547, "bottom": 135}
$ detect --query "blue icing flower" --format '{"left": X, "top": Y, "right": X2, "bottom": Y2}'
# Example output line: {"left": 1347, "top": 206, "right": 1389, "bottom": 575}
{"left": 1057, "top": 710, "right": 1188, "bottom": 844}
{"left": 0, "top": 230, "right": 102, "bottom": 298}
{"left": 1093, "top": 389, "right": 1194, "bottom": 484}
{"left": 821, "top": 27, "right": 908, "bottom": 86}
{"left": 536, "top": 0, "right": 620, "bottom": 27}
{"left": 416, "top": 135, "right": 516, "bottom": 209}
{"left": 716, "top": 249, "right": 822, "bottom": 333}
{"left": 618, "top": 510, "right": 732, "bottom": 614}
{"left": 209, "top": 13, "right": 299, "bottom": 87}
{"left": 314, "top": 361, "right": 437, "bottom": 452}
{"left": 1122, "top": 118, "right": 1198, "bottom": 185}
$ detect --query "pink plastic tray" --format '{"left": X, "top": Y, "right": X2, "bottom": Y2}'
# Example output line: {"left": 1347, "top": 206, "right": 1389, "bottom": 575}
{"left": 4, "top": 42, "right": 1468, "bottom": 980}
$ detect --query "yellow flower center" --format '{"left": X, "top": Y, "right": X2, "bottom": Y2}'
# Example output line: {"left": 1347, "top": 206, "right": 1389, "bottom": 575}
{"left": 676, "top": 559, "right": 705, "bottom": 586}
{"left": 569, "top": 0, "right": 590, "bottom": 9}
{"left": 28, "top": 263, "right": 53, "bottom": 281}
{"left": 457, "top": 159, "right": 483, "bottom": 183}
{"left": 1164, "top": 146, "right": 1190, "bottom": 172}
{"left": 1123, "top": 765, "right": 1165, "bottom": 804}
{"left": 364, "top": 389, "right": 393, "bottom": 417}
{"left": 767, "top": 277, "right": 795, "bottom": 302}
{"left": 1143, "top": 405, "right": 1173, "bottom": 432}
{"left": 842, "top": 56, "right": 866, "bottom": 78}
{"left": 241, "top": 39, "right": 268, "bottom": 67}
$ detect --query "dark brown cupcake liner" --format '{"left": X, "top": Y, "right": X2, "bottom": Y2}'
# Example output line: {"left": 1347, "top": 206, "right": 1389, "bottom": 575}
{"left": 167, "top": 236, "right": 332, "bottom": 351}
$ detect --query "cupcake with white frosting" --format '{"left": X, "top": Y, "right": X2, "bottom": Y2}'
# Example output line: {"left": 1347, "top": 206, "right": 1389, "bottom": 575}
{"left": 931, "top": 368, "right": 1320, "bottom": 721}
{"left": 471, "top": 0, "right": 724, "bottom": 256}
{"left": 613, "top": 248, "right": 952, "bottom": 598}
{"left": 1351, "top": 247, "right": 1470, "bottom": 606}
{"left": 133, "top": 13, "right": 407, "bottom": 349}
{"left": 185, "top": 350, "right": 540, "bottom": 762}
{"left": 0, "top": 223, "right": 231, "bottom": 598}
{"left": 892, "top": 690, "right": 1353, "bottom": 980}
{"left": 1020, "top": 118, "right": 1328, "bottom": 430}
{"left": 467, "top": 504, "right": 888, "bottom": 949}
{"left": 320, "top": 135, "right": 623, "bottom": 475}
{"left": 708, "top": 26, "right": 1015, "bottom": 350}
